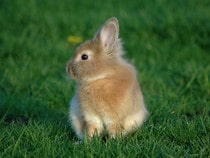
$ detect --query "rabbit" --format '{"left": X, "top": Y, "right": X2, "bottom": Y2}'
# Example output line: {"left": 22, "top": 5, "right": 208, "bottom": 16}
{"left": 66, "top": 17, "right": 148, "bottom": 140}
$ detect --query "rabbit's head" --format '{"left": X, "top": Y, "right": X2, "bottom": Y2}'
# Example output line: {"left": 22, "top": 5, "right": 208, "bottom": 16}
{"left": 66, "top": 17, "right": 124, "bottom": 82}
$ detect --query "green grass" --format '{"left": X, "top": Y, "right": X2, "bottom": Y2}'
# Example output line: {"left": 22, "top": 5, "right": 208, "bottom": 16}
{"left": 0, "top": 0, "right": 210, "bottom": 157}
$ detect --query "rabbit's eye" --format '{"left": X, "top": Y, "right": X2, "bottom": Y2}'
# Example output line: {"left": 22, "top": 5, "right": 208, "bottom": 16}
{"left": 81, "top": 54, "right": 88, "bottom": 60}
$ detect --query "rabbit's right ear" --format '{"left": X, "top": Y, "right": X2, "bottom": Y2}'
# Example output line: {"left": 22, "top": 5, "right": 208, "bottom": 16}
{"left": 95, "top": 17, "right": 119, "bottom": 51}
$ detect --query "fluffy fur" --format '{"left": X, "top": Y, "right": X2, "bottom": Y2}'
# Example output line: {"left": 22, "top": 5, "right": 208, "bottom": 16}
{"left": 66, "top": 17, "right": 148, "bottom": 139}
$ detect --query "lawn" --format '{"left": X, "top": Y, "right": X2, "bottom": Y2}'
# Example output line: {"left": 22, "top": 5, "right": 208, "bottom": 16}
{"left": 0, "top": 0, "right": 210, "bottom": 157}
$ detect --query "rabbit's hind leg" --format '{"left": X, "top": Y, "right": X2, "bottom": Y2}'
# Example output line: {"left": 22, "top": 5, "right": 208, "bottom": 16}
{"left": 70, "top": 96, "right": 85, "bottom": 140}
{"left": 84, "top": 113, "right": 103, "bottom": 138}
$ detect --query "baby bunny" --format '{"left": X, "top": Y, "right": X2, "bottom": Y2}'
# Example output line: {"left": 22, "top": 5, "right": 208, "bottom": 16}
{"left": 66, "top": 17, "right": 148, "bottom": 140}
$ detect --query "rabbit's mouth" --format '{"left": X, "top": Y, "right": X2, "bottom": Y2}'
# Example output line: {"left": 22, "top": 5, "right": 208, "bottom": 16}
{"left": 69, "top": 65, "right": 77, "bottom": 78}
{"left": 66, "top": 62, "right": 76, "bottom": 78}
{"left": 70, "top": 67, "right": 76, "bottom": 77}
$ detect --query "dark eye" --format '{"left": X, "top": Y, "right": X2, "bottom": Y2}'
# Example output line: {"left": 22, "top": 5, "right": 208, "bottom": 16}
{"left": 81, "top": 54, "right": 88, "bottom": 60}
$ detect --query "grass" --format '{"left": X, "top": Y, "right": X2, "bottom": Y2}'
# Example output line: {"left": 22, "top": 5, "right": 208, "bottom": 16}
{"left": 0, "top": 0, "right": 210, "bottom": 157}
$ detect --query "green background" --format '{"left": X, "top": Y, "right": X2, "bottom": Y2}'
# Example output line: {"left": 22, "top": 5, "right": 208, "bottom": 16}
{"left": 0, "top": 0, "right": 209, "bottom": 157}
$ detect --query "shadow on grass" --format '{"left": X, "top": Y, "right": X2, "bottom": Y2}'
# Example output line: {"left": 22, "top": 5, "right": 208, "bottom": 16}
{"left": 0, "top": 98, "right": 75, "bottom": 141}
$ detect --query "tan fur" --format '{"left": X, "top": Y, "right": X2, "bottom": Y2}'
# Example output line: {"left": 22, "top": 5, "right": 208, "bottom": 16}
{"left": 67, "top": 17, "right": 148, "bottom": 139}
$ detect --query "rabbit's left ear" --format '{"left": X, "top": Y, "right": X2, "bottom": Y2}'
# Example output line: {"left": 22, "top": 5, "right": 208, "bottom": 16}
{"left": 95, "top": 17, "right": 119, "bottom": 51}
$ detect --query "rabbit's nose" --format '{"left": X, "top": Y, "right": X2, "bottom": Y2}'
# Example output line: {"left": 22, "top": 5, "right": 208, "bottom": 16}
{"left": 66, "top": 62, "right": 72, "bottom": 73}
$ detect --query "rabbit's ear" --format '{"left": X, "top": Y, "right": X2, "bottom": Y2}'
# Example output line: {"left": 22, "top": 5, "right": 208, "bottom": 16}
{"left": 95, "top": 17, "right": 119, "bottom": 51}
